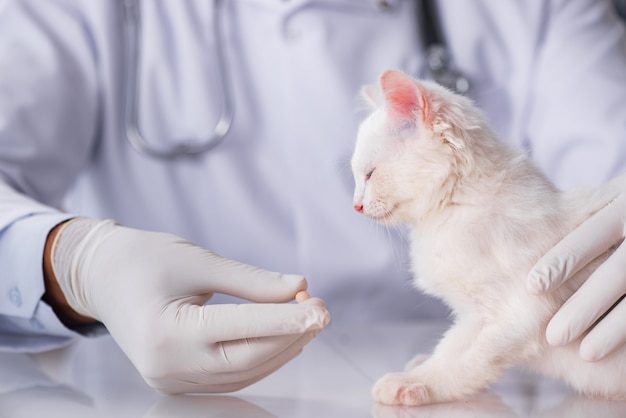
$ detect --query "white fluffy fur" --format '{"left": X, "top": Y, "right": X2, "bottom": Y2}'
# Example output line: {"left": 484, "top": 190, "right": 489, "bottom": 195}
{"left": 351, "top": 70, "right": 624, "bottom": 406}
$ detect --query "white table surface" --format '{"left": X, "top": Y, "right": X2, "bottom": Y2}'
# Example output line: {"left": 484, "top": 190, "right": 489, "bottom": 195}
{"left": 2, "top": 321, "right": 626, "bottom": 417}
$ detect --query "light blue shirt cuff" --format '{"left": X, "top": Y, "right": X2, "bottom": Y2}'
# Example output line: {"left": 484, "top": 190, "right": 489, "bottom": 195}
{"left": 0, "top": 213, "right": 91, "bottom": 352}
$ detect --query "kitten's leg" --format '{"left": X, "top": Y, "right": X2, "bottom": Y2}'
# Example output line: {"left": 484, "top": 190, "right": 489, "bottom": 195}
{"left": 373, "top": 317, "right": 523, "bottom": 406}
{"left": 404, "top": 353, "right": 429, "bottom": 370}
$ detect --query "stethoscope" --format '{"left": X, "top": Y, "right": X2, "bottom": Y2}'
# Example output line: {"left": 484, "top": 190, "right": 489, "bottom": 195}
{"left": 121, "top": 0, "right": 233, "bottom": 158}
{"left": 121, "top": 0, "right": 470, "bottom": 159}
{"left": 416, "top": 0, "right": 471, "bottom": 95}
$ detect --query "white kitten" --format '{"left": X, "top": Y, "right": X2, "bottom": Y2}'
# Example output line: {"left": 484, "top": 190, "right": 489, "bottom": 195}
{"left": 351, "top": 70, "right": 625, "bottom": 406}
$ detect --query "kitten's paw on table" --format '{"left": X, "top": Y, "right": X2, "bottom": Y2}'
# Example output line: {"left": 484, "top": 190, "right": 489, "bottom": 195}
{"left": 372, "top": 372, "right": 430, "bottom": 406}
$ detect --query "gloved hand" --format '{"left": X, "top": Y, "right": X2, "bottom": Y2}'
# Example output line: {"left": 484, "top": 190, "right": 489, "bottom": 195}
{"left": 49, "top": 219, "right": 330, "bottom": 394}
{"left": 527, "top": 173, "right": 626, "bottom": 361}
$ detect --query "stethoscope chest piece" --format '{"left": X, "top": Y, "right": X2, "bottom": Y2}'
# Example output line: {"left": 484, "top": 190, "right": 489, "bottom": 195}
{"left": 417, "top": 0, "right": 471, "bottom": 95}
{"left": 423, "top": 44, "right": 470, "bottom": 95}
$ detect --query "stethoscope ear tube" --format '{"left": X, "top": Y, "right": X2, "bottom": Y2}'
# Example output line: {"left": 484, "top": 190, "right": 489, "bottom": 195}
{"left": 121, "top": 0, "right": 234, "bottom": 159}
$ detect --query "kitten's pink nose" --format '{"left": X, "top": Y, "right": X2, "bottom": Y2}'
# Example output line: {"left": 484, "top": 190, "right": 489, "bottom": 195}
{"left": 354, "top": 204, "right": 364, "bottom": 213}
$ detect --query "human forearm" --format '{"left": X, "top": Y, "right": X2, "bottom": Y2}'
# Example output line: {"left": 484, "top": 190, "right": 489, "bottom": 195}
{"left": 42, "top": 220, "right": 97, "bottom": 328}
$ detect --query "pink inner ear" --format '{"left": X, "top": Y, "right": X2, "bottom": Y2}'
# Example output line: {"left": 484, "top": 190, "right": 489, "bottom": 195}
{"left": 380, "top": 71, "right": 430, "bottom": 125}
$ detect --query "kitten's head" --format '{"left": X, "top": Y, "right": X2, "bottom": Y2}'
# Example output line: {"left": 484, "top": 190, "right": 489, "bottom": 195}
{"left": 351, "top": 70, "right": 486, "bottom": 225}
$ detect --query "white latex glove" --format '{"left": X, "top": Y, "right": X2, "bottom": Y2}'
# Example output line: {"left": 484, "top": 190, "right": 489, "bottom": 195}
{"left": 51, "top": 219, "right": 330, "bottom": 394}
{"left": 527, "top": 173, "right": 626, "bottom": 361}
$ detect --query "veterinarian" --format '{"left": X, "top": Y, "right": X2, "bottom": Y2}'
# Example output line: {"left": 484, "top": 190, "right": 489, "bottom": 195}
{"left": 1, "top": 0, "right": 625, "bottom": 393}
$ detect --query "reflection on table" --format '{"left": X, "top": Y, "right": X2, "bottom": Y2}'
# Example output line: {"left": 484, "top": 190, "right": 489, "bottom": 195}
{"left": 1, "top": 321, "right": 626, "bottom": 417}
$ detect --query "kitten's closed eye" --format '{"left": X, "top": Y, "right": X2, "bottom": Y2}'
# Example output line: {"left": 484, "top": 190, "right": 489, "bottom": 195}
{"left": 356, "top": 69, "right": 626, "bottom": 407}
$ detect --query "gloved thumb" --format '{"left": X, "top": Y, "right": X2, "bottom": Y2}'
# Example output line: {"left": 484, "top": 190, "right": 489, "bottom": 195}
{"left": 527, "top": 194, "right": 626, "bottom": 294}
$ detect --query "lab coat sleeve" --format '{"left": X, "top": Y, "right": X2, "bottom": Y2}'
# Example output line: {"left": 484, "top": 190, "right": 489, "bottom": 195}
{"left": 0, "top": 0, "right": 101, "bottom": 351}
{"left": 526, "top": 0, "right": 626, "bottom": 189}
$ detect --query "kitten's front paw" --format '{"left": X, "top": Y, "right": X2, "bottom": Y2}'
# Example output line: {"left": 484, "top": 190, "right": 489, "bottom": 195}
{"left": 372, "top": 372, "right": 430, "bottom": 406}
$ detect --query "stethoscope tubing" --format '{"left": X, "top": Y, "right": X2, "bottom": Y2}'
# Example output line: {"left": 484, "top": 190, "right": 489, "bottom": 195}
{"left": 122, "top": 0, "right": 234, "bottom": 159}
{"left": 121, "top": 0, "right": 468, "bottom": 159}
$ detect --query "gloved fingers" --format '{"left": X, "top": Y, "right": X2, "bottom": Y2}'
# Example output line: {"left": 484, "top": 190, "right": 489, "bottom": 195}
{"left": 173, "top": 302, "right": 330, "bottom": 343}
{"left": 546, "top": 242, "right": 626, "bottom": 347}
{"left": 211, "top": 327, "right": 321, "bottom": 375}
{"left": 297, "top": 296, "right": 326, "bottom": 309}
{"left": 527, "top": 195, "right": 626, "bottom": 295}
{"left": 155, "top": 330, "right": 320, "bottom": 394}
{"left": 212, "top": 329, "right": 319, "bottom": 392}
{"left": 166, "top": 242, "right": 308, "bottom": 303}
{"left": 579, "top": 296, "right": 626, "bottom": 361}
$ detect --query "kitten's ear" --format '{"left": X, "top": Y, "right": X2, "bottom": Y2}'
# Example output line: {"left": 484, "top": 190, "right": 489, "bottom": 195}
{"left": 360, "top": 84, "right": 382, "bottom": 110}
{"left": 379, "top": 70, "right": 432, "bottom": 125}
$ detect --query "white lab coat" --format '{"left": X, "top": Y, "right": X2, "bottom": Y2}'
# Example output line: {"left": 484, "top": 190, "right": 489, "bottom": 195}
{"left": 0, "top": 0, "right": 625, "bottom": 351}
